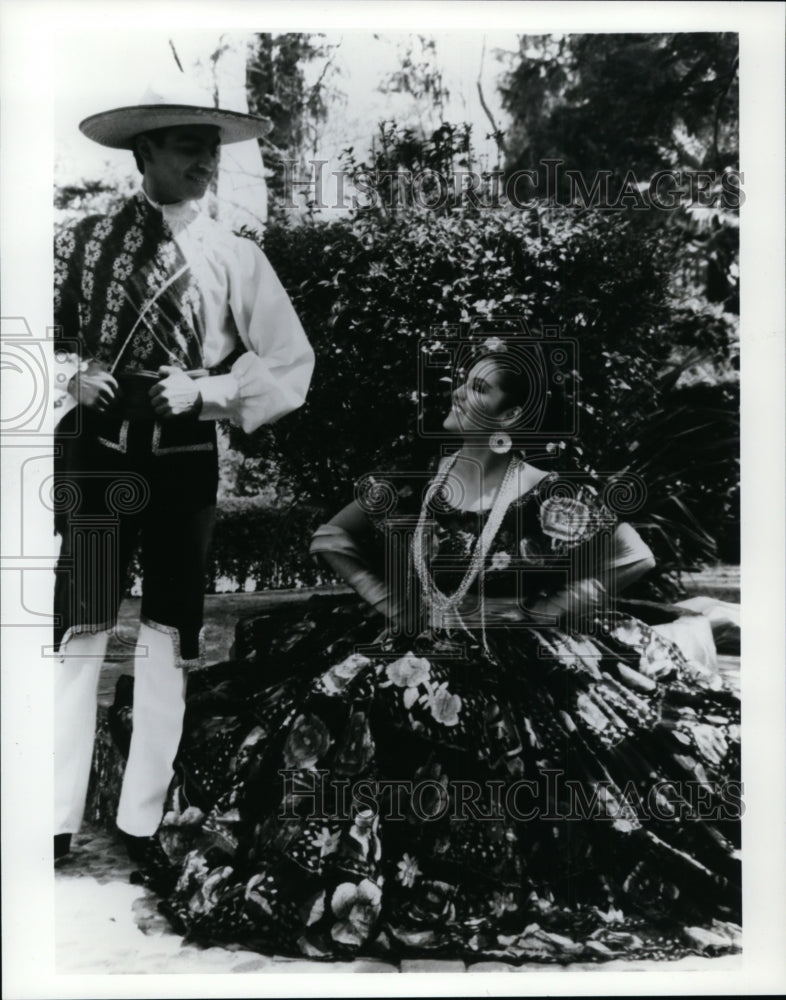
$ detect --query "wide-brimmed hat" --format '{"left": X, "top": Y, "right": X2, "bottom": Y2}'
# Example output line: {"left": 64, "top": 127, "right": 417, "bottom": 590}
{"left": 79, "top": 78, "right": 272, "bottom": 149}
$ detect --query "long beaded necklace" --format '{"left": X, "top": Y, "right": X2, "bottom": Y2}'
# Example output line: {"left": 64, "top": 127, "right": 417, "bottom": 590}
{"left": 412, "top": 451, "right": 522, "bottom": 648}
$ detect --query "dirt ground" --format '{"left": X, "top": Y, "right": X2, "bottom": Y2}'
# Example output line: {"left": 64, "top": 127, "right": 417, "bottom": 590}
{"left": 53, "top": 826, "right": 741, "bottom": 975}
{"left": 54, "top": 826, "right": 398, "bottom": 974}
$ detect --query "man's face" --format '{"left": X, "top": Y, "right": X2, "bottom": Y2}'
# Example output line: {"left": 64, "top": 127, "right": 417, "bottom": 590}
{"left": 139, "top": 125, "right": 221, "bottom": 204}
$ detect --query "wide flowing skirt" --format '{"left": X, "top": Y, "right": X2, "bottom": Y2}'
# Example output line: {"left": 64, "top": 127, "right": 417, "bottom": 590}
{"left": 110, "top": 597, "right": 741, "bottom": 964}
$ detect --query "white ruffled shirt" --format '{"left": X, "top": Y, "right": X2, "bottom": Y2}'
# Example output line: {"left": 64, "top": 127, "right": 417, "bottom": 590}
{"left": 58, "top": 190, "right": 314, "bottom": 434}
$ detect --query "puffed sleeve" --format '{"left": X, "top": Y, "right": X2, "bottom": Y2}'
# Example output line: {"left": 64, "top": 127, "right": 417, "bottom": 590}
{"left": 310, "top": 510, "right": 373, "bottom": 566}
{"left": 196, "top": 237, "right": 314, "bottom": 433}
{"left": 536, "top": 483, "right": 654, "bottom": 577}
{"left": 310, "top": 471, "right": 422, "bottom": 577}
{"left": 523, "top": 480, "right": 657, "bottom": 624}
{"left": 309, "top": 500, "right": 390, "bottom": 612}
{"left": 608, "top": 521, "right": 655, "bottom": 569}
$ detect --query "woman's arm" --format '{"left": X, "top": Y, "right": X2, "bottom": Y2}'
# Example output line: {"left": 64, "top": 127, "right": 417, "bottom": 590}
{"left": 526, "top": 522, "right": 655, "bottom": 624}
{"left": 310, "top": 501, "right": 401, "bottom": 618}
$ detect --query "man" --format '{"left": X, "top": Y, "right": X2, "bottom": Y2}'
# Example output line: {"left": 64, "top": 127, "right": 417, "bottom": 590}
{"left": 52, "top": 82, "right": 314, "bottom": 886}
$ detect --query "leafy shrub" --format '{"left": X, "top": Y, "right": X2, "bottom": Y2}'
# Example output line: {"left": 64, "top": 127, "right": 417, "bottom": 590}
{"left": 208, "top": 498, "right": 329, "bottom": 591}
{"left": 228, "top": 205, "right": 737, "bottom": 594}
{"left": 126, "top": 498, "right": 331, "bottom": 594}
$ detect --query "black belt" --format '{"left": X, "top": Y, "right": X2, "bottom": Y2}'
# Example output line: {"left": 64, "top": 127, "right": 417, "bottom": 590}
{"left": 110, "top": 371, "right": 167, "bottom": 420}
{"left": 110, "top": 356, "right": 239, "bottom": 420}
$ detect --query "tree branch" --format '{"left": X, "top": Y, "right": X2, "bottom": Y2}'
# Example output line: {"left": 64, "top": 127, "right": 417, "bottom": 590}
{"left": 477, "top": 36, "right": 505, "bottom": 162}
{"left": 169, "top": 39, "right": 184, "bottom": 74}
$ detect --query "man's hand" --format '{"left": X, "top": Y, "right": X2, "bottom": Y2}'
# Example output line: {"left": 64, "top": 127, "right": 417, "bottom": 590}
{"left": 68, "top": 361, "right": 119, "bottom": 412}
{"left": 149, "top": 366, "right": 203, "bottom": 419}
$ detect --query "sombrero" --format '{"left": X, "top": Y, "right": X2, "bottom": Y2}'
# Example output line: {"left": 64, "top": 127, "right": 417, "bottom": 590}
{"left": 79, "top": 79, "right": 272, "bottom": 149}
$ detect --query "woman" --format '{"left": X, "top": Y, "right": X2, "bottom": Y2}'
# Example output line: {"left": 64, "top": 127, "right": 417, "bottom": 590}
{"left": 142, "top": 347, "right": 740, "bottom": 964}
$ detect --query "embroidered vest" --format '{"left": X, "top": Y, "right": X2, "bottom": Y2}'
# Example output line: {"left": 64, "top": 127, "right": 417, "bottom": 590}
{"left": 54, "top": 192, "right": 206, "bottom": 373}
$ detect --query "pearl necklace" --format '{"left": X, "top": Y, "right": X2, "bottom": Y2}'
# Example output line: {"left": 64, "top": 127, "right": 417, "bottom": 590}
{"left": 413, "top": 452, "right": 522, "bottom": 639}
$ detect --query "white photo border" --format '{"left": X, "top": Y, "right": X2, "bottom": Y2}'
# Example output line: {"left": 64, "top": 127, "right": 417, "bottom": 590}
{"left": 1, "top": 1, "right": 784, "bottom": 997}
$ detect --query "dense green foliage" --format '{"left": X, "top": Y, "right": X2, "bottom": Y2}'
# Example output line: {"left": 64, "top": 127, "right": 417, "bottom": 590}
{"left": 497, "top": 33, "right": 740, "bottom": 316}
{"left": 127, "top": 499, "right": 328, "bottom": 594}
{"left": 499, "top": 33, "right": 739, "bottom": 184}
{"left": 209, "top": 499, "right": 328, "bottom": 591}
{"left": 225, "top": 203, "right": 738, "bottom": 595}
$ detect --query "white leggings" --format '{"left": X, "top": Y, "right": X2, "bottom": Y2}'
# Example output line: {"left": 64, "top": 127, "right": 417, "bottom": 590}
{"left": 54, "top": 623, "right": 186, "bottom": 838}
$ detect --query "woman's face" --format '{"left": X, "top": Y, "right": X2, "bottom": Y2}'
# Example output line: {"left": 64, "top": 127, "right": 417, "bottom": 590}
{"left": 442, "top": 358, "right": 520, "bottom": 434}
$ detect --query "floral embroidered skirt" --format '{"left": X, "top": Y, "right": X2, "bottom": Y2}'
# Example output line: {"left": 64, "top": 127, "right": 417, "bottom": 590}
{"left": 111, "top": 598, "right": 741, "bottom": 964}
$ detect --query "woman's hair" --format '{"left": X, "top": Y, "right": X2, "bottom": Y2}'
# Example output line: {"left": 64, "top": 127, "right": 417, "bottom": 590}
{"left": 494, "top": 355, "right": 546, "bottom": 414}
{"left": 455, "top": 341, "right": 572, "bottom": 450}
{"left": 461, "top": 344, "right": 548, "bottom": 429}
